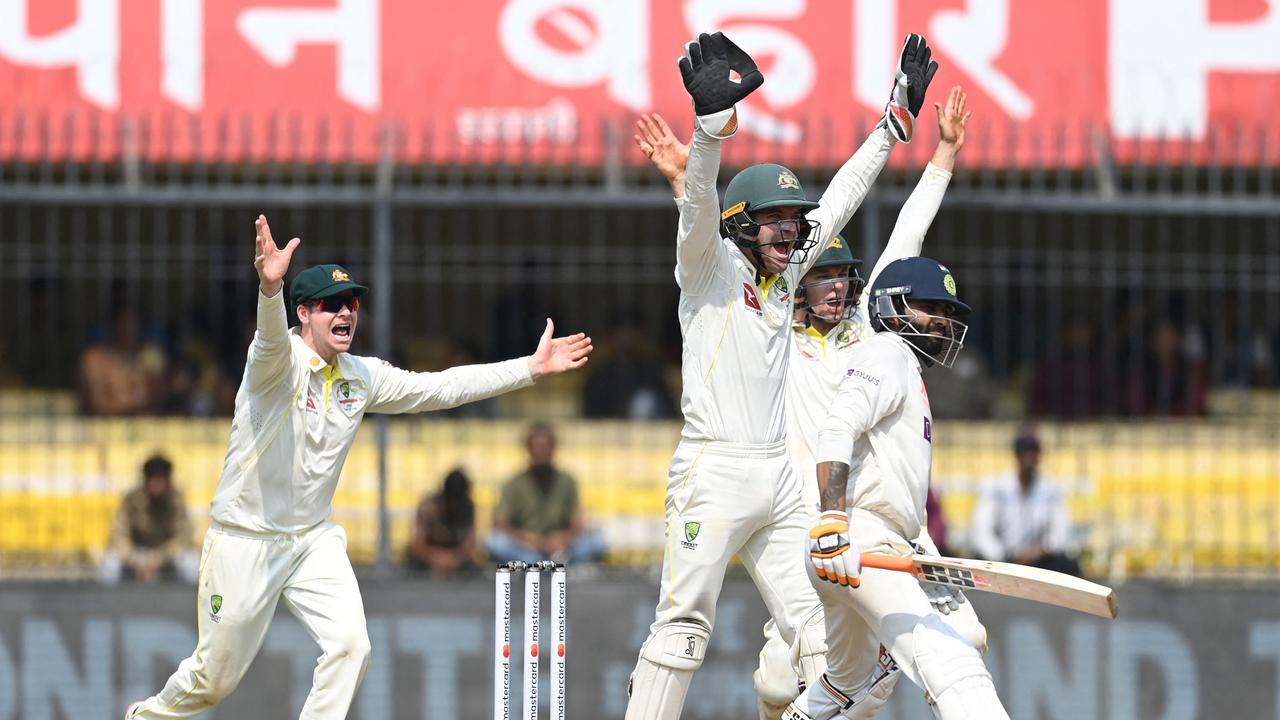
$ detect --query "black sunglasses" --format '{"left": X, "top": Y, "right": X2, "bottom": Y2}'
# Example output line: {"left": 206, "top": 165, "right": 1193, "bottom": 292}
{"left": 314, "top": 295, "right": 361, "bottom": 313}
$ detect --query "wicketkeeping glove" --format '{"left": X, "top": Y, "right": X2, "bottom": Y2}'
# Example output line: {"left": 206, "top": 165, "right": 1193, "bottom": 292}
{"left": 678, "top": 31, "right": 764, "bottom": 138}
{"left": 880, "top": 34, "right": 939, "bottom": 143}
{"left": 809, "top": 511, "right": 861, "bottom": 587}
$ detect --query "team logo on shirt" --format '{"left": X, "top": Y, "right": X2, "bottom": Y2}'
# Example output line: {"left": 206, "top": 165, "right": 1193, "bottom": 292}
{"left": 334, "top": 379, "right": 367, "bottom": 417}
{"left": 774, "top": 276, "right": 790, "bottom": 303}
{"left": 209, "top": 594, "right": 223, "bottom": 623}
{"left": 681, "top": 521, "right": 701, "bottom": 549}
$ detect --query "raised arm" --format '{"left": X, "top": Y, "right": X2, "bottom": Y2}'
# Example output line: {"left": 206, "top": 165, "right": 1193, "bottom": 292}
{"left": 246, "top": 215, "right": 300, "bottom": 392}
{"left": 635, "top": 113, "right": 690, "bottom": 199}
{"left": 366, "top": 319, "right": 592, "bottom": 414}
{"left": 674, "top": 32, "right": 763, "bottom": 291}
{"left": 799, "top": 35, "right": 940, "bottom": 278}
{"left": 859, "top": 87, "right": 970, "bottom": 326}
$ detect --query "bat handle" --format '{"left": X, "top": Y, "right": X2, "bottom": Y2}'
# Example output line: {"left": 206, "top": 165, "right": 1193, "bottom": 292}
{"left": 859, "top": 552, "right": 918, "bottom": 574}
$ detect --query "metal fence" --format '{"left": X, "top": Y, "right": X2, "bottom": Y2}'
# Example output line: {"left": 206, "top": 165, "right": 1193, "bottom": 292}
{"left": 1, "top": 116, "right": 1278, "bottom": 579}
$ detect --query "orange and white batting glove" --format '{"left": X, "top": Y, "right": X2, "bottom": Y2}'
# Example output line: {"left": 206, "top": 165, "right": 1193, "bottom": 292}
{"left": 809, "top": 511, "right": 861, "bottom": 587}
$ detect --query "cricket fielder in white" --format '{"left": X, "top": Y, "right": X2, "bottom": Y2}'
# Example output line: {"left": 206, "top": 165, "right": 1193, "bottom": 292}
{"left": 624, "top": 32, "right": 937, "bottom": 720}
{"left": 786, "top": 258, "right": 1011, "bottom": 719}
{"left": 125, "top": 216, "right": 593, "bottom": 719}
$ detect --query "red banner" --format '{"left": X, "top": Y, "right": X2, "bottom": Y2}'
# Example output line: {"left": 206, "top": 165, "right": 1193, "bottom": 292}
{"left": 1, "top": 0, "right": 1278, "bottom": 166}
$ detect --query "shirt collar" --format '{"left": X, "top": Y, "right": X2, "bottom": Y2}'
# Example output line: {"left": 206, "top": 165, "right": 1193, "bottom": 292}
{"left": 291, "top": 328, "right": 334, "bottom": 374}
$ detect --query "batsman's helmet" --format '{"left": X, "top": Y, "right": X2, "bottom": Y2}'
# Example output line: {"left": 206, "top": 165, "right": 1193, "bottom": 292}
{"left": 868, "top": 256, "right": 971, "bottom": 367}
{"left": 720, "top": 163, "right": 822, "bottom": 268}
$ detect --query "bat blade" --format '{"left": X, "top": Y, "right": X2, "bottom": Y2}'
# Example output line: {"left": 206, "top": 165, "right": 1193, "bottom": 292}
{"left": 861, "top": 552, "right": 1119, "bottom": 619}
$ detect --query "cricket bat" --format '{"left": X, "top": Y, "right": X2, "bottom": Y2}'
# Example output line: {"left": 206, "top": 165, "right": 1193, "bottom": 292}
{"left": 860, "top": 552, "right": 1119, "bottom": 619}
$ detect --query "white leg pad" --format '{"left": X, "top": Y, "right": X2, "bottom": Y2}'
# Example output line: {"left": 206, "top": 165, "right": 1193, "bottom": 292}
{"left": 625, "top": 620, "right": 710, "bottom": 720}
{"left": 911, "top": 624, "right": 1009, "bottom": 720}
{"left": 792, "top": 606, "right": 828, "bottom": 689}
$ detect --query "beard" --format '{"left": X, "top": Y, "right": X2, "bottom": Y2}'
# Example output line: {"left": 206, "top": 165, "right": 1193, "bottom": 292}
{"left": 915, "top": 333, "right": 948, "bottom": 358}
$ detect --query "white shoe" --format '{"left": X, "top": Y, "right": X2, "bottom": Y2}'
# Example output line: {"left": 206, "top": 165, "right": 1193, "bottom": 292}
{"left": 124, "top": 701, "right": 143, "bottom": 718}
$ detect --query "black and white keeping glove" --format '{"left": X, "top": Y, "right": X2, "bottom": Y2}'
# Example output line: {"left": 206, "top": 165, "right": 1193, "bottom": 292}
{"left": 678, "top": 31, "right": 764, "bottom": 138}
{"left": 880, "top": 34, "right": 939, "bottom": 143}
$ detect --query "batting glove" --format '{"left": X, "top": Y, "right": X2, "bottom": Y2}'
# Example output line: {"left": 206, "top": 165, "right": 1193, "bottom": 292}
{"left": 879, "top": 34, "right": 939, "bottom": 144}
{"left": 809, "top": 511, "right": 861, "bottom": 587}
{"left": 678, "top": 31, "right": 764, "bottom": 138}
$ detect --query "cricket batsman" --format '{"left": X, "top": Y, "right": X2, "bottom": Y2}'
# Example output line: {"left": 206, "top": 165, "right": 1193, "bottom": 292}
{"left": 624, "top": 32, "right": 936, "bottom": 719}
{"left": 786, "top": 257, "right": 1011, "bottom": 719}
{"left": 125, "top": 215, "right": 592, "bottom": 719}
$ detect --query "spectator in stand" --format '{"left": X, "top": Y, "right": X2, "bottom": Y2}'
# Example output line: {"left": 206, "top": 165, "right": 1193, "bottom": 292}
{"left": 486, "top": 423, "right": 605, "bottom": 564}
{"left": 100, "top": 454, "right": 199, "bottom": 584}
{"left": 1027, "top": 316, "right": 1106, "bottom": 418}
{"left": 1127, "top": 318, "right": 1207, "bottom": 416}
{"left": 79, "top": 303, "right": 168, "bottom": 415}
{"left": 969, "top": 428, "right": 1081, "bottom": 576}
{"left": 405, "top": 468, "right": 479, "bottom": 578}
{"left": 581, "top": 311, "right": 677, "bottom": 419}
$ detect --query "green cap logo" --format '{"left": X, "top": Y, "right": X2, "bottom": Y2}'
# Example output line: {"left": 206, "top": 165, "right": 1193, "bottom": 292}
{"left": 211, "top": 595, "right": 223, "bottom": 615}
{"left": 943, "top": 274, "right": 957, "bottom": 296}
{"left": 684, "top": 522, "right": 701, "bottom": 543}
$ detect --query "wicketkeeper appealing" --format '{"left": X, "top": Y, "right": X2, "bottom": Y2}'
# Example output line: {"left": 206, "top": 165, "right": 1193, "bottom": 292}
{"left": 125, "top": 216, "right": 592, "bottom": 719}
{"left": 786, "top": 258, "right": 1011, "bottom": 719}
{"left": 624, "top": 32, "right": 930, "bottom": 720}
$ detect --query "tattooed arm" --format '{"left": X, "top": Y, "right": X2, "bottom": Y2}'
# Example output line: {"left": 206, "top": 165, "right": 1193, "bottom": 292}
{"left": 817, "top": 461, "right": 851, "bottom": 513}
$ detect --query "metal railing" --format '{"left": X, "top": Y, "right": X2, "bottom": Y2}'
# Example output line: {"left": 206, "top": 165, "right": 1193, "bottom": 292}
{"left": 1, "top": 114, "right": 1277, "bottom": 577}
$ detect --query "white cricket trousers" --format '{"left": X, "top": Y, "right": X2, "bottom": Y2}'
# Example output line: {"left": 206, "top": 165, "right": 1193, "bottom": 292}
{"left": 644, "top": 439, "right": 822, "bottom": 659}
{"left": 130, "top": 521, "right": 371, "bottom": 719}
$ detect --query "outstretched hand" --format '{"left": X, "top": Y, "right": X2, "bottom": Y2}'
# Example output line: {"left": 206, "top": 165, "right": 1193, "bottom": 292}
{"left": 634, "top": 113, "right": 690, "bottom": 196}
{"left": 934, "top": 85, "right": 971, "bottom": 150}
{"left": 254, "top": 214, "right": 300, "bottom": 297}
{"left": 527, "top": 319, "right": 593, "bottom": 380}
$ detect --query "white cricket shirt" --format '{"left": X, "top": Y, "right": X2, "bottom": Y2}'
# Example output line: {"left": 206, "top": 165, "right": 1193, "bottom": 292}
{"left": 675, "top": 125, "right": 894, "bottom": 444}
{"left": 210, "top": 290, "right": 533, "bottom": 533}
{"left": 816, "top": 332, "right": 934, "bottom": 541}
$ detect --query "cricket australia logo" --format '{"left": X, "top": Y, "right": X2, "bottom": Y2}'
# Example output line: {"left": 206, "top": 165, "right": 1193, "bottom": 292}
{"left": 209, "top": 595, "right": 223, "bottom": 623}
{"left": 681, "top": 522, "right": 701, "bottom": 550}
